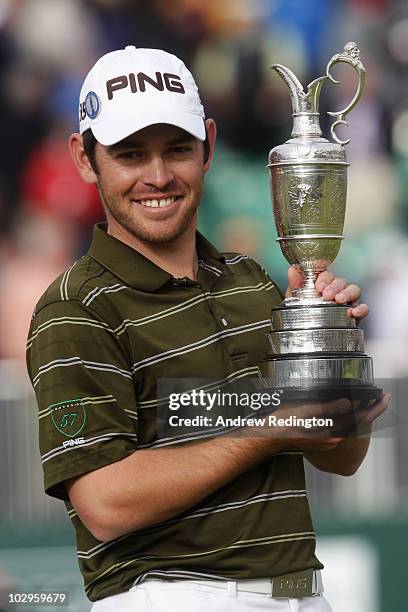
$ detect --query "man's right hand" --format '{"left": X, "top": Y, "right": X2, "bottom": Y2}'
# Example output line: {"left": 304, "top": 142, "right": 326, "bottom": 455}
{"left": 238, "top": 393, "right": 387, "bottom": 454}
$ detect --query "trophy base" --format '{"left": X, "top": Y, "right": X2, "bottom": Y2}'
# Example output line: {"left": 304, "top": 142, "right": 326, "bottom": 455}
{"left": 258, "top": 356, "right": 382, "bottom": 403}
{"left": 259, "top": 302, "right": 382, "bottom": 403}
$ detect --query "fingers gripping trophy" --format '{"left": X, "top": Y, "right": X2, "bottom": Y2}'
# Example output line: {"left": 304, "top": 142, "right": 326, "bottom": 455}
{"left": 259, "top": 43, "right": 382, "bottom": 403}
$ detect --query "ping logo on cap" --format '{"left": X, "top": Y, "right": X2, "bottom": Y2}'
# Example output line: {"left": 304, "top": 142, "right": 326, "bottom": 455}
{"left": 106, "top": 71, "right": 186, "bottom": 100}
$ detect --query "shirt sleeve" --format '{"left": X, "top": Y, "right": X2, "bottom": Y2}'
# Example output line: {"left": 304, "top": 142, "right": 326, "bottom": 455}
{"left": 251, "top": 258, "right": 285, "bottom": 302}
{"left": 26, "top": 299, "right": 138, "bottom": 501}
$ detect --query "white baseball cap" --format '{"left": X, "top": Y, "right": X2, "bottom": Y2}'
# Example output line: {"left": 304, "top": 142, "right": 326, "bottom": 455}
{"left": 78, "top": 46, "right": 205, "bottom": 145}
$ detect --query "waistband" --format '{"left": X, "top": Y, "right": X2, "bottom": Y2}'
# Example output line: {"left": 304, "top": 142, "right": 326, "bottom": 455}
{"left": 137, "top": 569, "right": 323, "bottom": 599}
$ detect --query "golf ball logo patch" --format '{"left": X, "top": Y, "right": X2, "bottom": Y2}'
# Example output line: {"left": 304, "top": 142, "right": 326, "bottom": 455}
{"left": 85, "top": 91, "right": 101, "bottom": 120}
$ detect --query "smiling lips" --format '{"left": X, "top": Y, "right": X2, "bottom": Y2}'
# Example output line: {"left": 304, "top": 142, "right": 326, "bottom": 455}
{"left": 134, "top": 196, "right": 178, "bottom": 208}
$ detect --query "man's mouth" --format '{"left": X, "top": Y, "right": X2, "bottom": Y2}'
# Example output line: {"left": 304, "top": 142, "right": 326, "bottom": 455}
{"left": 133, "top": 196, "right": 179, "bottom": 208}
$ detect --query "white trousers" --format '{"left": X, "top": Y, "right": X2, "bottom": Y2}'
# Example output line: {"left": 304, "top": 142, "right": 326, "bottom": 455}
{"left": 91, "top": 579, "right": 334, "bottom": 612}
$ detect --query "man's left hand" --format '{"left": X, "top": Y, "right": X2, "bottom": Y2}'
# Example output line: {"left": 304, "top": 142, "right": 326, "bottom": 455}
{"left": 285, "top": 267, "right": 369, "bottom": 321}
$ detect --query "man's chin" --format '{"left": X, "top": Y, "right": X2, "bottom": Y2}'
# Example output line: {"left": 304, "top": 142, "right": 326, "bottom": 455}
{"left": 127, "top": 220, "right": 195, "bottom": 246}
{"left": 136, "top": 229, "right": 190, "bottom": 245}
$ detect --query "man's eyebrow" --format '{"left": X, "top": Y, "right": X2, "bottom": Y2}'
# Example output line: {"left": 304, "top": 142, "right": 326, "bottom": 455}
{"left": 167, "top": 135, "right": 197, "bottom": 145}
{"left": 106, "top": 141, "right": 144, "bottom": 153}
{"left": 107, "top": 134, "right": 197, "bottom": 152}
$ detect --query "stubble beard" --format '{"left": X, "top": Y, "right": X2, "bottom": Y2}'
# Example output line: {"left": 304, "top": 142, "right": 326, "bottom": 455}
{"left": 98, "top": 185, "right": 201, "bottom": 245}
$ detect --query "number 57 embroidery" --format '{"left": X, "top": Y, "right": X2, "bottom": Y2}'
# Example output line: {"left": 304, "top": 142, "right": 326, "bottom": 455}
{"left": 60, "top": 413, "right": 77, "bottom": 428}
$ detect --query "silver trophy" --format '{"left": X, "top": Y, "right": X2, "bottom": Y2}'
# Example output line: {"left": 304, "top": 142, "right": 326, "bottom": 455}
{"left": 259, "top": 43, "right": 381, "bottom": 402}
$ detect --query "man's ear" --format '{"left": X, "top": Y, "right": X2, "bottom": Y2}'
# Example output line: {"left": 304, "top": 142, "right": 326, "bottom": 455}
{"left": 69, "top": 133, "right": 98, "bottom": 184}
{"left": 203, "top": 118, "right": 217, "bottom": 173}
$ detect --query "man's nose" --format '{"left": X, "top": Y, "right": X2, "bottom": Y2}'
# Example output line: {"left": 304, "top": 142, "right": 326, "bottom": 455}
{"left": 141, "top": 156, "right": 174, "bottom": 190}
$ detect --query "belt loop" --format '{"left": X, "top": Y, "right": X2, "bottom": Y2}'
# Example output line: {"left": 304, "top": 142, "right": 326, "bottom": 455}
{"left": 227, "top": 581, "right": 237, "bottom": 598}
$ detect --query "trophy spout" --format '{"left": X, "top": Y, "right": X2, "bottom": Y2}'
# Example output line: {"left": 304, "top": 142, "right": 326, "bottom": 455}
{"left": 270, "top": 64, "right": 305, "bottom": 114}
{"left": 271, "top": 64, "right": 327, "bottom": 138}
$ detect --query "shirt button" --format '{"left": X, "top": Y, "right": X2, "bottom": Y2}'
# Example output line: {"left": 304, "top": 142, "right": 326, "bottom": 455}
{"left": 221, "top": 318, "right": 228, "bottom": 327}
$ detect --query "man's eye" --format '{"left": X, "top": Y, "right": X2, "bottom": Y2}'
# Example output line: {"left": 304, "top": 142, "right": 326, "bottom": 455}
{"left": 170, "top": 146, "right": 192, "bottom": 154}
{"left": 119, "top": 151, "right": 144, "bottom": 160}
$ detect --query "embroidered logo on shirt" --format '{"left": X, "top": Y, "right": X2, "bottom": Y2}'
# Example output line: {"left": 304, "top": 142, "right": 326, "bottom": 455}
{"left": 62, "top": 437, "right": 85, "bottom": 449}
{"left": 50, "top": 399, "right": 86, "bottom": 438}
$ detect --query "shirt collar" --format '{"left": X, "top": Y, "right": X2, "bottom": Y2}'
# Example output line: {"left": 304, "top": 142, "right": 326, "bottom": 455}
{"left": 196, "top": 231, "right": 225, "bottom": 266}
{"left": 87, "top": 223, "right": 225, "bottom": 292}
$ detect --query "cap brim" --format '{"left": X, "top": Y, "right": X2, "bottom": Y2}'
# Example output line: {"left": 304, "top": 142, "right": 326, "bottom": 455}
{"left": 90, "top": 110, "right": 206, "bottom": 146}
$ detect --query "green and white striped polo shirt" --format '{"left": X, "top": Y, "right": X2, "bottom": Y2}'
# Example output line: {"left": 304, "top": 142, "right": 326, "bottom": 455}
{"left": 26, "top": 223, "right": 323, "bottom": 602}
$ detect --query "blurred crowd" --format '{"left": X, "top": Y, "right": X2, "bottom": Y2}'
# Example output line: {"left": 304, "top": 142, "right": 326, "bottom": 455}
{"left": 0, "top": 0, "right": 407, "bottom": 375}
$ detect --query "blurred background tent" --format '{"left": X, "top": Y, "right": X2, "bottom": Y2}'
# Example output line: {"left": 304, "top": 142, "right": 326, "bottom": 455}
{"left": 0, "top": 0, "right": 407, "bottom": 610}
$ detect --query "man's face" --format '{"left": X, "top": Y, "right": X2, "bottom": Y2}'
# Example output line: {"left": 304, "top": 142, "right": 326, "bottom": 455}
{"left": 93, "top": 123, "right": 209, "bottom": 245}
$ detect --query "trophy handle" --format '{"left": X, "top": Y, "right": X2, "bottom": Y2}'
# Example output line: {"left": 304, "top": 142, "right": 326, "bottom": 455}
{"left": 325, "top": 42, "right": 366, "bottom": 145}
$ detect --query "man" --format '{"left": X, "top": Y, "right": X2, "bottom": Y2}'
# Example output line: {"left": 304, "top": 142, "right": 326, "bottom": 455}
{"left": 26, "top": 46, "right": 387, "bottom": 611}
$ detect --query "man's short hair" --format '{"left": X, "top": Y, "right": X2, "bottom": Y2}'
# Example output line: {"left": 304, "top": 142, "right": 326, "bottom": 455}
{"left": 82, "top": 129, "right": 98, "bottom": 174}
